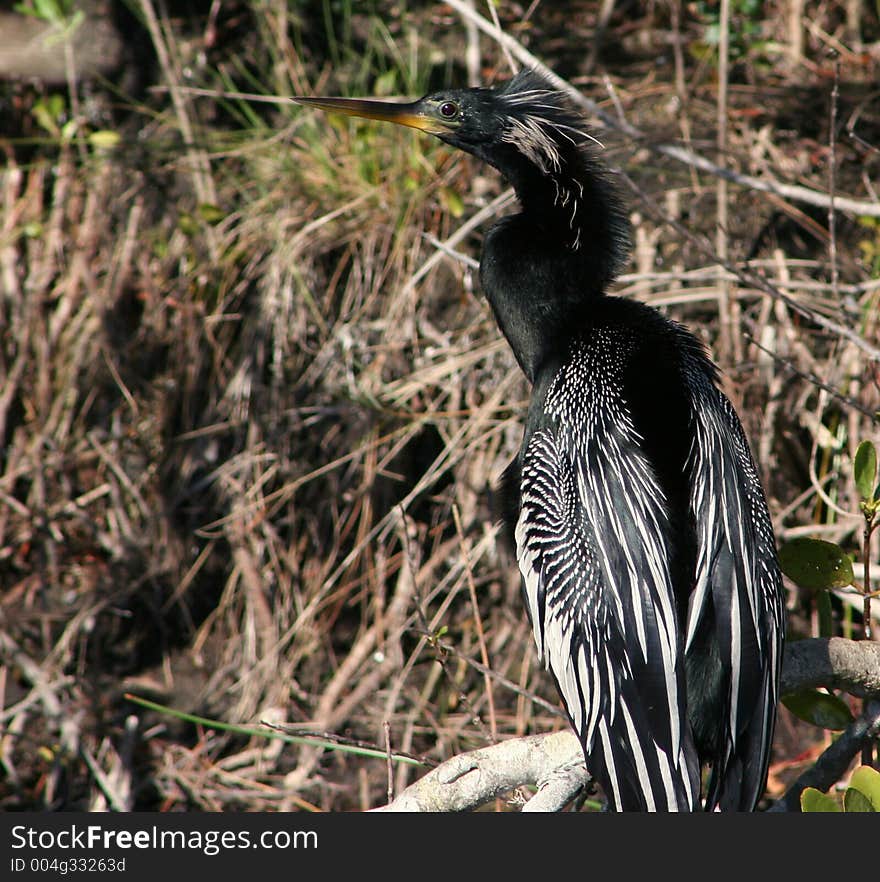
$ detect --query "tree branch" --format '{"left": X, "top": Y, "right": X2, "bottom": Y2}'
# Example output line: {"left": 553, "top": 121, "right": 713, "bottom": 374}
{"left": 371, "top": 730, "right": 588, "bottom": 812}
{"left": 780, "top": 637, "right": 880, "bottom": 698}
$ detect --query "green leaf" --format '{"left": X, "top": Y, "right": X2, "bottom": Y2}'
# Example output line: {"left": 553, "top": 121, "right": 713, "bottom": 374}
{"left": 439, "top": 187, "right": 465, "bottom": 218}
{"left": 16, "top": 0, "right": 67, "bottom": 25}
{"left": 844, "top": 788, "right": 875, "bottom": 812}
{"left": 854, "top": 441, "right": 878, "bottom": 501}
{"left": 848, "top": 765, "right": 880, "bottom": 810}
{"left": 782, "top": 689, "right": 855, "bottom": 730}
{"left": 374, "top": 70, "right": 398, "bottom": 98}
{"left": 32, "top": 94, "right": 65, "bottom": 137}
{"left": 800, "top": 787, "right": 842, "bottom": 812}
{"left": 778, "top": 538, "right": 854, "bottom": 591}
{"left": 197, "top": 203, "right": 226, "bottom": 225}
{"left": 60, "top": 119, "right": 79, "bottom": 143}
{"left": 35, "top": 0, "right": 60, "bottom": 18}
{"left": 177, "top": 214, "right": 199, "bottom": 237}
{"left": 88, "top": 130, "right": 120, "bottom": 151}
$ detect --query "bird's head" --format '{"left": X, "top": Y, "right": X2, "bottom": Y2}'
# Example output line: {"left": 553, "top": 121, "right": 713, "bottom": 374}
{"left": 295, "top": 69, "right": 598, "bottom": 179}
{"left": 297, "top": 69, "right": 630, "bottom": 278}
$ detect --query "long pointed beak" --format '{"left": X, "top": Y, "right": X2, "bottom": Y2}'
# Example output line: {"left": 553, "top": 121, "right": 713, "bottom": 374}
{"left": 294, "top": 95, "right": 448, "bottom": 135}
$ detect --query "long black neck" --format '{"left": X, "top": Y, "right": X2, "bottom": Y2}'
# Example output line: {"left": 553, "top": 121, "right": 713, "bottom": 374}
{"left": 477, "top": 140, "right": 630, "bottom": 382}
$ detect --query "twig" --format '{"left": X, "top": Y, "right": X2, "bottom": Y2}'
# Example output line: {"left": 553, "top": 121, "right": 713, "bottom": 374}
{"left": 419, "top": 632, "right": 563, "bottom": 717}
{"left": 261, "top": 722, "right": 434, "bottom": 767}
{"left": 716, "top": 0, "right": 737, "bottom": 365}
{"left": 453, "top": 504, "right": 498, "bottom": 742}
{"left": 406, "top": 190, "right": 514, "bottom": 293}
{"left": 484, "top": 0, "right": 517, "bottom": 76}
{"left": 585, "top": 0, "right": 618, "bottom": 73}
{"left": 384, "top": 720, "right": 394, "bottom": 805}
{"left": 865, "top": 519, "right": 876, "bottom": 643}
{"left": 459, "top": 0, "right": 481, "bottom": 86}
{"left": 744, "top": 333, "right": 877, "bottom": 419}
{"left": 828, "top": 56, "right": 840, "bottom": 305}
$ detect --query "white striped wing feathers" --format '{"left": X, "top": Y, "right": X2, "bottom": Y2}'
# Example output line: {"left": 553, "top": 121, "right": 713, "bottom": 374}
{"left": 515, "top": 421, "right": 698, "bottom": 811}
{"left": 684, "top": 370, "right": 785, "bottom": 810}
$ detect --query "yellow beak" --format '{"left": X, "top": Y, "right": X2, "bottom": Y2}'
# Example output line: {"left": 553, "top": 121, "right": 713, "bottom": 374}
{"left": 294, "top": 95, "right": 449, "bottom": 135}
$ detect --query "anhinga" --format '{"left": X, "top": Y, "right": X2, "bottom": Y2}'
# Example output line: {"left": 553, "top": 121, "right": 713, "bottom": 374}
{"left": 296, "top": 69, "right": 786, "bottom": 812}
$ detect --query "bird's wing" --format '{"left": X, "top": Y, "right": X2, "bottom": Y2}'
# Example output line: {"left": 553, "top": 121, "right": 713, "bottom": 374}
{"left": 515, "top": 419, "right": 700, "bottom": 811}
{"left": 683, "top": 368, "right": 785, "bottom": 811}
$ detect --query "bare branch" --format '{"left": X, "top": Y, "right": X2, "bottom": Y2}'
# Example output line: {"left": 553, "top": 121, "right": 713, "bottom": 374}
{"left": 371, "top": 730, "right": 588, "bottom": 812}
{"left": 780, "top": 637, "right": 880, "bottom": 698}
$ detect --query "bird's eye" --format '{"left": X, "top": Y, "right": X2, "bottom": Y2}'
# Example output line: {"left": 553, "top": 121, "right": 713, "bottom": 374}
{"left": 439, "top": 101, "right": 459, "bottom": 119}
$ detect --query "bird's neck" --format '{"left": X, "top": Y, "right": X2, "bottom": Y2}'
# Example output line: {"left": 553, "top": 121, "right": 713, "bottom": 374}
{"left": 478, "top": 148, "right": 630, "bottom": 383}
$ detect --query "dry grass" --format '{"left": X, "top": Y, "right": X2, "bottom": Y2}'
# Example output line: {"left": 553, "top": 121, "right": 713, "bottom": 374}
{"left": 0, "top": 0, "right": 878, "bottom": 811}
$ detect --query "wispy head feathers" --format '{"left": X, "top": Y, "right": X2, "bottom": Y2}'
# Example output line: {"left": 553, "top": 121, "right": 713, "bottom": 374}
{"left": 496, "top": 70, "right": 603, "bottom": 176}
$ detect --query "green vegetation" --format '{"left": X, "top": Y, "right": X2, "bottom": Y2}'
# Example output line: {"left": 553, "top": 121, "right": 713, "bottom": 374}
{"left": 801, "top": 765, "right": 880, "bottom": 811}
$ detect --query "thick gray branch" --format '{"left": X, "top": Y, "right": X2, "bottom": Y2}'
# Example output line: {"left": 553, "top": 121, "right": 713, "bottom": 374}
{"left": 372, "top": 730, "right": 587, "bottom": 813}
{"left": 780, "top": 638, "right": 880, "bottom": 698}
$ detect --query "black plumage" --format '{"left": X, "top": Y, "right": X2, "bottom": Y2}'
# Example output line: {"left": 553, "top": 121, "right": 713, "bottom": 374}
{"left": 296, "top": 69, "right": 786, "bottom": 811}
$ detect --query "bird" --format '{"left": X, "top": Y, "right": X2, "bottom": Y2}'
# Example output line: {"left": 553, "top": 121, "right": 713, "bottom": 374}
{"left": 296, "top": 68, "right": 786, "bottom": 812}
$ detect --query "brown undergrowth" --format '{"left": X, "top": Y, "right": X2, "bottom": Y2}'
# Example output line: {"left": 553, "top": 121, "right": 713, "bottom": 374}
{"left": 0, "top": 0, "right": 878, "bottom": 810}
